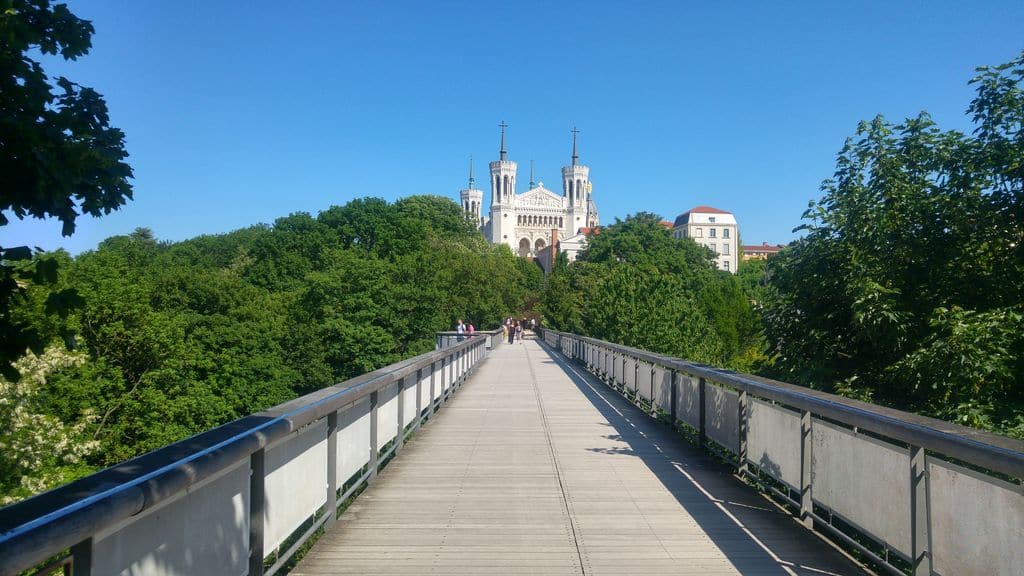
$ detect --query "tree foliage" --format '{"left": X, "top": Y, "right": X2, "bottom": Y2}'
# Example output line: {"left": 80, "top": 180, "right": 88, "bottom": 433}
{"left": 541, "top": 213, "right": 762, "bottom": 369}
{"left": 1, "top": 0, "right": 133, "bottom": 378}
{"left": 763, "top": 51, "right": 1024, "bottom": 436}
{"left": 3, "top": 195, "right": 536, "bottom": 501}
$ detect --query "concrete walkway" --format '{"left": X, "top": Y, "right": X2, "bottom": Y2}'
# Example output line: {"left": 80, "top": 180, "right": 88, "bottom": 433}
{"left": 293, "top": 336, "right": 867, "bottom": 575}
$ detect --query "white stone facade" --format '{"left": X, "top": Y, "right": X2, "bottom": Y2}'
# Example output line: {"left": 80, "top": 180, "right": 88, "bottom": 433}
{"left": 672, "top": 206, "right": 739, "bottom": 273}
{"left": 459, "top": 127, "right": 599, "bottom": 258}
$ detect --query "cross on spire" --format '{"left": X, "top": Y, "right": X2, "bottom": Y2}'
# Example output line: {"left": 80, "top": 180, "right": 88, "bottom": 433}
{"left": 499, "top": 121, "right": 509, "bottom": 161}
{"left": 529, "top": 160, "right": 535, "bottom": 188}
{"left": 468, "top": 155, "right": 474, "bottom": 189}
{"left": 571, "top": 126, "right": 580, "bottom": 166}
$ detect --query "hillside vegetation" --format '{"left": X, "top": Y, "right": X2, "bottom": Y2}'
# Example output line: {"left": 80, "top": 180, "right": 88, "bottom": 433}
{"left": 0, "top": 195, "right": 540, "bottom": 504}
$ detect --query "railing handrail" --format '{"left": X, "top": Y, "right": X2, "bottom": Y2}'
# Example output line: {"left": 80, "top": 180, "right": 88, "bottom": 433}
{"left": 0, "top": 336, "right": 485, "bottom": 574}
{"left": 541, "top": 329, "right": 1024, "bottom": 479}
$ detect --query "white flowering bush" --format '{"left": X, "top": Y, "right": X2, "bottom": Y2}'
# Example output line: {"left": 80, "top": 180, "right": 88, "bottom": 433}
{"left": 0, "top": 347, "right": 99, "bottom": 505}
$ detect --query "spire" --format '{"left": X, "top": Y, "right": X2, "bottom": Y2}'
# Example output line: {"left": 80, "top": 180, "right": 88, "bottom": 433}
{"left": 571, "top": 126, "right": 579, "bottom": 166}
{"left": 468, "top": 155, "right": 474, "bottom": 189}
{"left": 529, "top": 160, "right": 535, "bottom": 188}
{"left": 499, "top": 120, "right": 509, "bottom": 161}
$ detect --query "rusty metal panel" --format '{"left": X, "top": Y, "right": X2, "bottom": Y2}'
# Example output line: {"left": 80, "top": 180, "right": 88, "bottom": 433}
{"left": 812, "top": 420, "right": 911, "bottom": 556}
{"left": 264, "top": 419, "right": 328, "bottom": 553}
{"left": 929, "top": 457, "right": 1024, "bottom": 575}
{"left": 704, "top": 384, "right": 739, "bottom": 454}
{"left": 747, "top": 399, "right": 801, "bottom": 489}
{"left": 92, "top": 461, "right": 250, "bottom": 576}
{"left": 336, "top": 397, "right": 371, "bottom": 484}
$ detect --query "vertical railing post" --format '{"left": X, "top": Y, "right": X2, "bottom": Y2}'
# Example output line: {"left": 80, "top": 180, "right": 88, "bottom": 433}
{"left": 70, "top": 538, "right": 92, "bottom": 576}
{"left": 414, "top": 368, "right": 423, "bottom": 429}
{"left": 800, "top": 410, "right": 814, "bottom": 529}
{"left": 910, "top": 445, "right": 931, "bottom": 575}
{"left": 325, "top": 410, "right": 339, "bottom": 529}
{"left": 633, "top": 360, "right": 641, "bottom": 407}
{"left": 396, "top": 378, "right": 405, "bottom": 454}
{"left": 698, "top": 377, "right": 707, "bottom": 449}
{"left": 670, "top": 371, "right": 679, "bottom": 425}
{"left": 368, "top": 390, "right": 379, "bottom": 483}
{"left": 649, "top": 365, "right": 658, "bottom": 417}
{"left": 447, "top": 354, "right": 453, "bottom": 398}
{"left": 248, "top": 448, "right": 266, "bottom": 576}
{"left": 429, "top": 361, "right": 437, "bottom": 418}
{"left": 737, "top": 390, "right": 748, "bottom": 477}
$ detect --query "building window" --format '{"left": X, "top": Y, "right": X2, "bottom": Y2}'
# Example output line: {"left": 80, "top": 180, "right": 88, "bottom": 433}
{"left": 723, "top": 243, "right": 730, "bottom": 255}
{"left": 709, "top": 228, "right": 717, "bottom": 238}
{"left": 709, "top": 216, "right": 716, "bottom": 223}
{"left": 696, "top": 227, "right": 703, "bottom": 237}
{"left": 723, "top": 228, "right": 730, "bottom": 239}
{"left": 724, "top": 260, "right": 730, "bottom": 271}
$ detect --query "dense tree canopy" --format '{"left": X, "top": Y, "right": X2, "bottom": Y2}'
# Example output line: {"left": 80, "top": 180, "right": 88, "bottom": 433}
{"left": 1, "top": 196, "right": 537, "bottom": 501}
{"left": 1, "top": 0, "right": 133, "bottom": 378}
{"left": 540, "top": 213, "right": 762, "bottom": 370}
{"left": 763, "top": 51, "right": 1024, "bottom": 437}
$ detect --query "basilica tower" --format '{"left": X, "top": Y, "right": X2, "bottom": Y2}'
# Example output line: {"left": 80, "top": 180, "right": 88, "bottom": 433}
{"left": 562, "top": 127, "right": 590, "bottom": 234}
{"left": 459, "top": 157, "right": 484, "bottom": 228}
{"left": 488, "top": 121, "right": 518, "bottom": 249}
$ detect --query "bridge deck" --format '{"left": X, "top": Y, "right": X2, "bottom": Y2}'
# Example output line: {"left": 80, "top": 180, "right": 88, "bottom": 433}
{"left": 293, "top": 337, "right": 866, "bottom": 575}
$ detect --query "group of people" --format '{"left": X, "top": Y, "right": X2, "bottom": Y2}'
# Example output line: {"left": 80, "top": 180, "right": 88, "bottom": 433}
{"left": 502, "top": 318, "right": 523, "bottom": 344}
{"left": 455, "top": 319, "right": 475, "bottom": 341}
{"left": 455, "top": 317, "right": 537, "bottom": 344}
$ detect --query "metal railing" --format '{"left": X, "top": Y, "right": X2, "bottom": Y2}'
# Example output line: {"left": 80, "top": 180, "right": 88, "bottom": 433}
{"left": 435, "top": 328, "right": 504, "bottom": 350}
{"left": 539, "top": 329, "right": 1024, "bottom": 576}
{"left": 0, "top": 335, "right": 489, "bottom": 576}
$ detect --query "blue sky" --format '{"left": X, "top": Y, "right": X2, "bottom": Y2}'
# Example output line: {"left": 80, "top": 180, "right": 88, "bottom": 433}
{"left": 4, "top": 0, "right": 1023, "bottom": 254}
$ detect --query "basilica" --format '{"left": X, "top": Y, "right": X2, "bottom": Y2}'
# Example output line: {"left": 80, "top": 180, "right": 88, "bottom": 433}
{"left": 459, "top": 124, "right": 599, "bottom": 258}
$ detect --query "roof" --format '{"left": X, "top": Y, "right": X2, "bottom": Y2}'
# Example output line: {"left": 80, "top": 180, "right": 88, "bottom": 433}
{"left": 578, "top": 227, "right": 600, "bottom": 236}
{"left": 742, "top": 243, "right": 785, "bottom": 253}
{"left": 658, "top": 221, "right": 673, "bottom": 229}
{"left": 673, "top": 206, "right": 736, "bottom": 227}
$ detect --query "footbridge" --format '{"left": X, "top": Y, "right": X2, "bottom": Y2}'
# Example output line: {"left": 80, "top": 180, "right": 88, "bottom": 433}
{"left": 1, "top": 330, "right": 1021, "bottom": 575}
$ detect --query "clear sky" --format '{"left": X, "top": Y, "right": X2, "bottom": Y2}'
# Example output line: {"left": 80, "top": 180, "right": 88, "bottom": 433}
{"left": 3, "top": 0, "right": 1023, "bottom": 254}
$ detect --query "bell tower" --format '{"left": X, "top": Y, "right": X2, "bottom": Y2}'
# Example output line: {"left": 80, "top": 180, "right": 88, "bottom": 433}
{"left": 488, "top": 121, "right": 518, "bottom": 249}
{"left": 459, "top": 156, "right": 484, "bottom": 228}
{"left": 562, "top": 127, "right": 590, "bottom": 234}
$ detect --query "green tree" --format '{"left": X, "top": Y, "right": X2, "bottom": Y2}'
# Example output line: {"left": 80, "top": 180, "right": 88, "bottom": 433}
{"left": 1, "top": 0, "right": 133, "bottom": 378}
{"left": 763, "top": 51, "right": 1024, "bottom": 435}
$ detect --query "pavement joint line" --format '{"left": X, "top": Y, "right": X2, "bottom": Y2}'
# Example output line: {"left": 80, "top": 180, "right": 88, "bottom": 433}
{"left": 524, "top": 340, "right": 588, "bottom": 576}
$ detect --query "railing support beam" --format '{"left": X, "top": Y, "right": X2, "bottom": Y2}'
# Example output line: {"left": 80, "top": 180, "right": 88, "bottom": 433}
{"left": 800, "top": 410, "right": 814, "bottom": 529}
{"left": 70, "top": 538, "right": 92, "bottom": 576}
{"left": 910, "top": 445, "right": 931, "bottom": 575}
{"left": 248, "top": 448, "right": 266, "bottom": 576}
{"left": 698, "top": 377, "right": 707, "bottom": 449}
{"left": 368, "top": 391, "right": 379, "bottom": 483}
{"left": 325, "top": 410, "right": 338, "bottom": 529}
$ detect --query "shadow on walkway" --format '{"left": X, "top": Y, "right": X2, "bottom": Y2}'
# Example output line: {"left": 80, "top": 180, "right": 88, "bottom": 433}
{"left": 535, "top": 339, "right": 866, "bottom": 576}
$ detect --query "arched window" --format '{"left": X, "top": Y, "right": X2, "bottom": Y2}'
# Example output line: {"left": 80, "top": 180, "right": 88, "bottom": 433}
{"left": 503, "top": 175, "right": 509, "bottom": 198}
{"left": 559, "top": 217, "right": 563, "bottom": 227}
{"left": 518, "top": 238, "right": 531, "bottom": 258}
{"left": 568, "top": 180, "right": 574, "bottom": 199}
{"left": 576, "top": 180, "right": 582, "bottom": 203}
